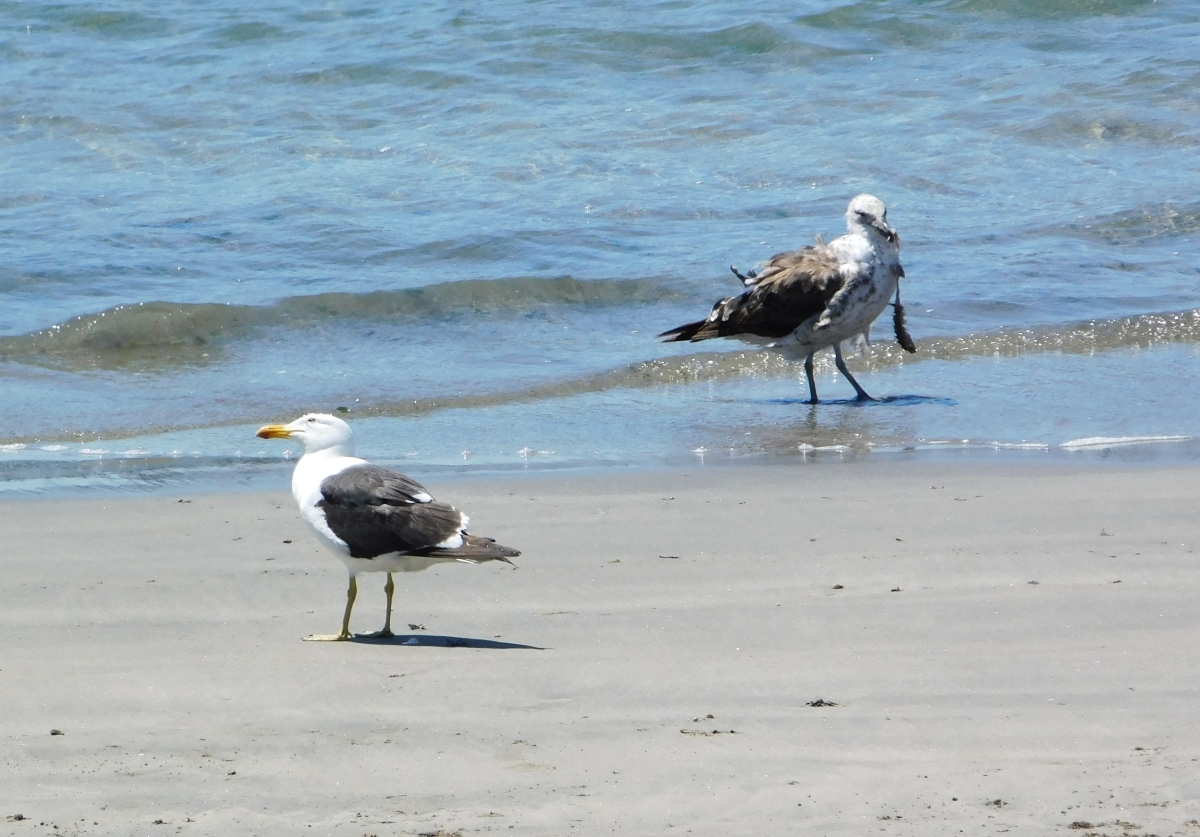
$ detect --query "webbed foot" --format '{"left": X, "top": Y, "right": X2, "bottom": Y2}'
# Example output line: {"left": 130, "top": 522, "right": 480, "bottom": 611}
{"left": 303, "top": 632, "right": 352, "bottom": 642}
{"left": 360, "top": 629, "right": 395, "bottom": 639}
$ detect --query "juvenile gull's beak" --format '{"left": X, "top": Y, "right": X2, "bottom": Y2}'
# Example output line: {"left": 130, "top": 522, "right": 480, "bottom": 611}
{"left": 256, "top": 424, "right": 292, "bottom": 439}
{"left": 856, "top": 210, "right": 897, "bottom": 243}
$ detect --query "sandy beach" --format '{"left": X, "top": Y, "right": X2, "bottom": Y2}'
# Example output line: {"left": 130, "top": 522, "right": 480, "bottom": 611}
{"left": 2, "top": 459, "right": 1199, "bottom": 836}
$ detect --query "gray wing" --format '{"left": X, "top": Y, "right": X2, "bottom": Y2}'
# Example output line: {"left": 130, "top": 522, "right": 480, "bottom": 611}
{"left": 319, "top": 463, "right": 432, "bottom": 507}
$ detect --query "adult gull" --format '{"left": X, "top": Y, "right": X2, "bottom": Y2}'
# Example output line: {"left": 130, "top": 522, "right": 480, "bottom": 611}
{"left": 257, "top": 413, "right": 519, "bottom": 641}
{"left": 659, "top": 194, "right": 915, "bottom": 403}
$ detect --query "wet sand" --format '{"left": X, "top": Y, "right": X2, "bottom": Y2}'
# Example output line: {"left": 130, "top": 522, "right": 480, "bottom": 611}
{"left": 2, "top": 460, "right": 1199, "bottom": 836}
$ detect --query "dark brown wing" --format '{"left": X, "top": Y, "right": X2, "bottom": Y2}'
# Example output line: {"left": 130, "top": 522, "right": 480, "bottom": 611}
{"left": 318, "top": 498, "right": 464, "bottom": 558}
{"left": 318, "top": 464, "right": 519, "bottom": 561}
{"left": 659, "top": 247, "right": 843, "bottom": 342}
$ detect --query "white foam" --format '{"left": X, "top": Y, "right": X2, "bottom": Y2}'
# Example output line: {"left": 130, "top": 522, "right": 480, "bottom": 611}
{"left": 1061, "top": 435, "right": 1191, "bottom": 450}
{"left": 0, "top": 443, "right": 27, "bottom": 451}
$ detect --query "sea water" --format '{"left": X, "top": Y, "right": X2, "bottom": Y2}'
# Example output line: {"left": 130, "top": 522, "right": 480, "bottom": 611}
{"left": 2, "top": 1, "right": 1199, "bottom": 494}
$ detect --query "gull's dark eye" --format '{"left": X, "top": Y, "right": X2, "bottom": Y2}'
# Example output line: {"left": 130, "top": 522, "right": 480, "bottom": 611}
{"left": 307, "top": 417, "right": 316, "bottom": 423}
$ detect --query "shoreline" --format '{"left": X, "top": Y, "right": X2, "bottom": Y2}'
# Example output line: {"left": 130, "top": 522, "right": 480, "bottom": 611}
{"left": 2, "top": 460, "right": 1199, "bottom": 835}
{"left": 3, "top": 434, "right": 1200, "bottom": 501}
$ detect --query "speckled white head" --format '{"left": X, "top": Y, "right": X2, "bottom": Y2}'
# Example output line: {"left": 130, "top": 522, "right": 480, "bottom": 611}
{"left": 256, "top": 413, "right": 355, "bottom": 456}
{"left": 845, "top": 194, "right": 897, "bottom": 244}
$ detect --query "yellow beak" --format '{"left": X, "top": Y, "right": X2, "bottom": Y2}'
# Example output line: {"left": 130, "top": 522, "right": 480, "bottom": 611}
{"left": 256, "top": 424, "right": 293, "bottom": 440}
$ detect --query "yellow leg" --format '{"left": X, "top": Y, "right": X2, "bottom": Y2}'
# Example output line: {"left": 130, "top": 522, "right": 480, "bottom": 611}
{"left": 304, "top": 575, "right": 356, "bottom": 641}
{"left": 383, "top": 573, "right": 395, "bottom": 636}
{"left": 362, "top": 574, "right": 396, "bottom": 639}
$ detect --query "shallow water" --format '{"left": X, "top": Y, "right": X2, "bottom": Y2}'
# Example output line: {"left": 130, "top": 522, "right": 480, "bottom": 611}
{"left": 2, "top": 1, "right": 1199, "bottom": 493}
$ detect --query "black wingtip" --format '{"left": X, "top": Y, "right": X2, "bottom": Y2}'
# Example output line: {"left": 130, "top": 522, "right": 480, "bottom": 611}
{"left": 657, "top": 321, "right": 706, "bottom": 342}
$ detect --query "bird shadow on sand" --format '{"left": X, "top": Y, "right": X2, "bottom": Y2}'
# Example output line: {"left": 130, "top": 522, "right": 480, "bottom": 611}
{"left": 762, "top": 395, "right": 956, "bottom": 407}
{"left": 348, "top": 633, "right": 544, "bottom": 650}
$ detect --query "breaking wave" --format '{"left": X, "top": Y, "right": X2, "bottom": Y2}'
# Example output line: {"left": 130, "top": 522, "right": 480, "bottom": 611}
{"left": 2, "top": 305, "right": 1198, "bottom": 446}
{"left": 0, "top": 275, "right": 677, "bottom": 369}
{"left": 336, "top": 306, "right": 1200, "bottom": 419}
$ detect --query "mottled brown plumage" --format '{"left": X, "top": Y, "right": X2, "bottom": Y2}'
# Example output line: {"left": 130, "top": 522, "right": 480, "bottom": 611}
{"left": 659, "top": 246, "right": 844, "bottom": 343}
{"left": 658, "top": 194, "right": 909, "bottom": 403}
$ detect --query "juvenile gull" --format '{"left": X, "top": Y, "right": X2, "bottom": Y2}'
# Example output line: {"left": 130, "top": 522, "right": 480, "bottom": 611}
{"left": 257, "top": 413, "right": 519, "bottom": 641}
{"left": 659, "top": 194, "right": 913, "bottom": 403}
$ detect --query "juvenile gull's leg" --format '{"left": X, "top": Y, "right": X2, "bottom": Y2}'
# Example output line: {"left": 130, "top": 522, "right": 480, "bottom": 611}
{"left": 803, "top": 352, "right": 819, "bottom": 404}
{"left": 304, "top": 575, "right": 357, "bottom": 641}
{"left": 834, "top": 344, "right": 875, "bottom": 401}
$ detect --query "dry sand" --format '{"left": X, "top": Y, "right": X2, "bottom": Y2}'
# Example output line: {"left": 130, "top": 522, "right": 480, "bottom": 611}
{"left": 2, "top": 459, "right": 1199, "bottom": 836}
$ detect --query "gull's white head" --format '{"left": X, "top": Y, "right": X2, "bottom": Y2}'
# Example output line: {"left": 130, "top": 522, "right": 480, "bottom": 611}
{"left": 256, "top": 413, "right": 355, "bottom": 456}
{"left": 845, "top": 194, "right": 898, "bottom": 244}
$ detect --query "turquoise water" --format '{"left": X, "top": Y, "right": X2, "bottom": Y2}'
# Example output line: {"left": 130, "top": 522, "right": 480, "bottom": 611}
{"left": 2, "top": 1, "right": 1199, "bottom": 492}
